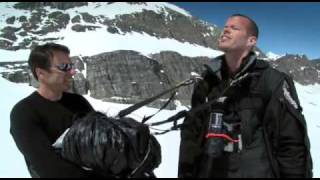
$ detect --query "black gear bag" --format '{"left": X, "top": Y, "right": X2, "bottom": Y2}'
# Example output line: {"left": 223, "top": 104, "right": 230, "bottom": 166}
{"left": 61, "top": 111, "right": 161, "bottom": 178}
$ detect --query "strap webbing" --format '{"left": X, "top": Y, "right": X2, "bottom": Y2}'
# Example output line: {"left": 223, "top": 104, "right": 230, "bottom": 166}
{"left": 150, "top": 72, "right": 260, "bottom": 135}
{"left": 117, "top": 77, "right": 197, "bottom": 119}
{"left": 141, "top": 91, "right": 177, "bottom": 124}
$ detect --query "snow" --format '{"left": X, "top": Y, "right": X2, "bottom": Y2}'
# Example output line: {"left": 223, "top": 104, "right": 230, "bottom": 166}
{"left": 0, "top": 29, "right": 222, "bottom": 62}
{"left": 58, "top": 26, "right": 222, "bottom": 59}
{"left": 62, "top": 2, "right": 191, "bottom": 20}
{"left": 0, "top": 49, "right": 30, "bottom": 62}
{"left": 0, "top": 77, "right": 33, "bottom": 178}
{"left": 0, "top": 2, "right": 190, "bottom": 26}
{"left": 266, "top": 51, "right": 284, "bottom": 61}
{"left": 294, "top": 82, "right": 320, "bottom": 178}
{"left": 0, "top": 2, "right": 31, "bottom": 23}
{"left": 0, "top": 26, "right": 222, "bottom": 62}
{"left": 1, "top": 76, "right": 319, "bottom": 178}
{"left": 80, "top": 55, "right": 87, "bottom": 78}
{"left": 0, "top": 2, "right": 220, "bottom": 63}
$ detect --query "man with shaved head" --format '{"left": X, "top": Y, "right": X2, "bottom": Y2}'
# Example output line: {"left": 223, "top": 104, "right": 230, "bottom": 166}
{"left": 178, "top": 14, "right": 312, "bottom": 178}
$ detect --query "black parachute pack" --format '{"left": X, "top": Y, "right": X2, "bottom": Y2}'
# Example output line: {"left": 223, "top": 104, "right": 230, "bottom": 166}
{"left": 61, "top": 111, "right": 161, "bottom": 178}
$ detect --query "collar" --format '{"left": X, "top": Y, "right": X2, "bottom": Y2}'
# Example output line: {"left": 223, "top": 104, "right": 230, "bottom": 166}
{"left": 204, "top": 51, "right": 260, "bottom": 81}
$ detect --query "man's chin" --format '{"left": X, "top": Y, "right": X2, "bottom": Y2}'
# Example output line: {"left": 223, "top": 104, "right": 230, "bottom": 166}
{"left": 63, "top": 84, "right": 71, "bottom": 92}
{"left": 217, "top": 45, "right": 228, "bottom": 52}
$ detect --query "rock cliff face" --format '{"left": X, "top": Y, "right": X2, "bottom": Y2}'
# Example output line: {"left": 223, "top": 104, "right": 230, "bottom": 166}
{"left": 83, "top": 50, "right": 209, "bottom": 108}
{"left": 85, "top": 51, "right": 169, "bottom": 103}
{"left": 0, "top": 51, "right": 209, "bottom": 108}
{"left": 311, "top": 59, "right": 320, "bottom": 71}
{"left": 151, "top": 51, "right": 209, "bottom": 104}
{"left": 1, "top": 51, "right": 319, "bottom": 108}
{"left": 0, "top": 2, "right": 318, "bottom": 109}
{"left": 0, "top": 62, "right": 30, "bottom": 83}
{"left": 270, "top": 54, "right": 320, "bottom": 85}
{"left": 103, "top": 10, "right": 221, "bottom": 50}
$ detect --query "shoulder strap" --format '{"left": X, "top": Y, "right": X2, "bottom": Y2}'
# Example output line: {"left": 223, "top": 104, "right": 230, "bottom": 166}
{"left": 253, "top": 66, "right": 286, "bottom": 104}
{"left": 250, "top": 65, "right": 286, "bottom": 178}
{"left": 150, "top": 71, "right": 261, "bottom": 134}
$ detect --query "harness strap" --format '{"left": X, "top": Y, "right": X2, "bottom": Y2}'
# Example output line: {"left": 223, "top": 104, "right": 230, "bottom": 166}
{"left": 128, "top": 139, "right": 152, "bottom": 178}
{"left": 149, "top": 72, "right": 261, "bottom": 135}
{"left": 141, "top": 91, "right": 177, "bottom": 124}
{"left": 117, "top": 76, "right": 200, "bottom": 119}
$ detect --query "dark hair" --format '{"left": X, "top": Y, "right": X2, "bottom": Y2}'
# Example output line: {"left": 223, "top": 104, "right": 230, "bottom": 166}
{"left": 28, "top": 43, "right": 70, "bottom": 80}
{"left": 231, "top": 14, "right": 259, "bottom": 39}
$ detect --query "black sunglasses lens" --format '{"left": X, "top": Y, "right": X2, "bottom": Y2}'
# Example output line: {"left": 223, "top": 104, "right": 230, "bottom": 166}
{"left": 56, "top": 63, "right": 73, "bottom": 72}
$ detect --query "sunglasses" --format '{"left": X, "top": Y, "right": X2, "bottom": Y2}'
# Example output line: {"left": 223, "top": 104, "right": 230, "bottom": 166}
{"left": 54, "top": 63, "right": 74, "bottom": 72}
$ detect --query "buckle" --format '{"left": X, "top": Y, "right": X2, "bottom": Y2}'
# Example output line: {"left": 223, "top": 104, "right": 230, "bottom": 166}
{"left": 224, "top": 134, "right": 242, "bottom": 153}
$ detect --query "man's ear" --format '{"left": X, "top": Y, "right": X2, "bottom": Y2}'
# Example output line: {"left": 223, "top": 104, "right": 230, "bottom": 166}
{"left": 248, "top": 36, "right": 257, "bottom": 47}
{"left": 35, "top": 68, "right": 46, "bottom": 80}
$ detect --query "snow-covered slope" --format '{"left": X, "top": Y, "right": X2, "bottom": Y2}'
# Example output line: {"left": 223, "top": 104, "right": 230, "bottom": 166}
{"left": 0, "top": 2, "right": 191, "bottom": 21}
{"left": 0, "top": 76, "right": 185, "bottom": 178}
{"left": 1, "top": 76, "right": 319, "bottom": 178}
{"left": 294, "top": 83, "right": 320, "bottom": 178}
{"left": 0, "top": 77, "right": 33, "bottom": 178}
{"left": 265, "top": 51, "right": 284, "bottom": 61}
{"left": 0, "top": 27, "right": 222, "bottom": 62}
{"left": 59, "top": 29, "right": 222, "bottom": 59}
{"left": 0, "top": 2, "right": 222, "bottom": 62}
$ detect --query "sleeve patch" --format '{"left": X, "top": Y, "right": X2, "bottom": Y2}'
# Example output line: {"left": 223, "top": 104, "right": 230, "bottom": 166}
{"left": 283, "top": 81, "right": 298, "bottom": 110}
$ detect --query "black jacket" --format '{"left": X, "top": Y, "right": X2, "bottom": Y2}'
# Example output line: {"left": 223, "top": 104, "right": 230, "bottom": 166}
{"left": 10, "top": 91, "right": 95, "bottom": 178}
{"left": 178, "top": 52, "right": 313, "bottom": 178}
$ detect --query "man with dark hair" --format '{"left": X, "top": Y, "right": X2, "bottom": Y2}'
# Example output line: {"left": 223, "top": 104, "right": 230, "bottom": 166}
{"left": 10, "top": 43, "right": 95, "bottom": 178}
{"left": 28, "top": 43, "right": 70, "bottom": 80}
{"left": 230, "top": 14, "right": 259, "bottom": 38}
{"left": 178, "top": 14, "right": 312, "bottom": 178}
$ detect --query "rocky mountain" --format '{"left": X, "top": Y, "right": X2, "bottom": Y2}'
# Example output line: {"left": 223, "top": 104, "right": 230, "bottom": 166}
{"left": 0, "top": 2, "right": 222, "bottom": 108}
{"left": 0, "top": 61, "right": 29, "bottom": 83}
{"left": 270, "top": 54, "right": 320, "bottom": 85}
{"left": 311, "top": 58, "right": 320, "bottom": 70}
{"left": 0, "top": 2, "right": 318, "bottom": 108}
{"left": 0, "top": 2, "right": 221, "bottom": 51}
{"left": 265, "top": 52, "right": 283, "bottom": 61}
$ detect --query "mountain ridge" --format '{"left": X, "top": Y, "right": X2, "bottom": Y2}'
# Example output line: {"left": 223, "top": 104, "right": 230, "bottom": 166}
{"left": 0, "top": 2, "right": 319, "bottom": 108}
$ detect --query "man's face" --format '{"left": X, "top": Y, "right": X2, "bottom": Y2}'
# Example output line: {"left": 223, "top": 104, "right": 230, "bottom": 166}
{"left": 218, "top": 16, "right": 256, "bottom": 52}
{"left": 40, "top": 51, "right": 75, "bottom": 92}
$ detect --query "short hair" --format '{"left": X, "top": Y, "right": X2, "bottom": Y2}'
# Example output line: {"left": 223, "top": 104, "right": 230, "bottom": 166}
{"left": 231, "top": 14, "right": 259, "bottom": 39}
{"left": 28, "top": 43, "right": 70, "bottom": 80}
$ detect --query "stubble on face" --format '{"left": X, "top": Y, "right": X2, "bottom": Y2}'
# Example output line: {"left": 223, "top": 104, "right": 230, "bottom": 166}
{"left": 49, "top": 51, "right": 74, "bottom": 92}
{"left": 217, "top": 16, "right": 251, "bottom": 52}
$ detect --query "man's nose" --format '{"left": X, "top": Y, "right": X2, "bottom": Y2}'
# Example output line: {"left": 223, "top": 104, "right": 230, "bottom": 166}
{"left": 68, "top": 68, "right": 76, "bottom": 76}
{"left": 223, "top": 27, "right": 230, "bottom": 34}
